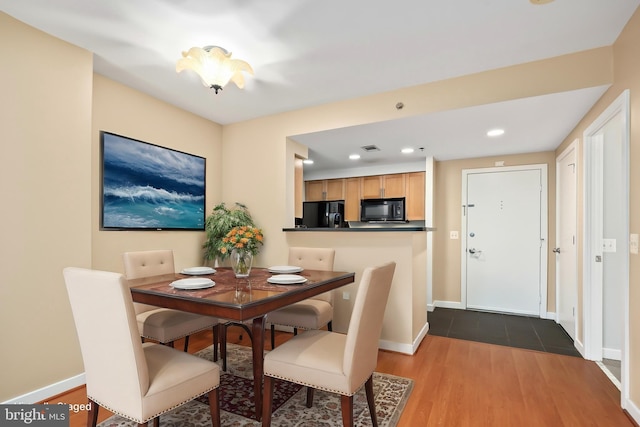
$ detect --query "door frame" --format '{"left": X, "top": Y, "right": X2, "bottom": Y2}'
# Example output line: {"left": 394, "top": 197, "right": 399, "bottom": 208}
{"left": 555, "top": 139, "right": 578, "bottom": 339}
{"left": 583, "top": 90, "right": 630, "bottom": 406}
{"left": 461, "top": 164, "right": 548, "bottom": 317}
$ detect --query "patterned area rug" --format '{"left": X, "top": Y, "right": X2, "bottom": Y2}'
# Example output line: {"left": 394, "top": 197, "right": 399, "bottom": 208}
{"left": 98, "top": 343, "right": 413, "bottom": 427}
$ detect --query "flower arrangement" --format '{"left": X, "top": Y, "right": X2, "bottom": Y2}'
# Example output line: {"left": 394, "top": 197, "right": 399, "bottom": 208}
{"left": 221, "top": 225, "right": 264, "bottom": 256}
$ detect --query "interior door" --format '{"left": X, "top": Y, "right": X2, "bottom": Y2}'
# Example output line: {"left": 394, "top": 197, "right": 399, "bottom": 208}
{"left": 464, "top": 167, "right": 544, "bottom": 316}
{"left": 556, "top": 143, "right": 578, "bottom": 339}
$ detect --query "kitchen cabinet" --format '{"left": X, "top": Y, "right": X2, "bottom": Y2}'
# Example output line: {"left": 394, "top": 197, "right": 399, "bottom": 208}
{"left": 405, "top": 172, "right": 425, "bottom": 220}
{"left": 344, "top": 178, "right": 361, "bottom": 221}
{"left": 305, "top": 179, "right": 344, "bottom": 201}
{"left": 305, "top": 172, "right": 425, "bottom": 221}
{"left": 361, "top": 174, "right": 405, "bottom": 199}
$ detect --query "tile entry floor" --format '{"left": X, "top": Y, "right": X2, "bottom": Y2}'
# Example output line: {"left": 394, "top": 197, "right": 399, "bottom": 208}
{"left": 428, "top": 308, "right": 582, "bottom": 358}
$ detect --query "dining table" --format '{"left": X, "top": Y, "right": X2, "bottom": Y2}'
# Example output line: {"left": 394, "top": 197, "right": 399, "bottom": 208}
{"left": 128, "top": 266, "right": 355, "bottom": 420}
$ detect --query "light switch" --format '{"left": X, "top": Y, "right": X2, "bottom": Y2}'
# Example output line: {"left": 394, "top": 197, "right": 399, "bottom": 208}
{"left": 630, "top": 234, "right": 639, "bottom": 254}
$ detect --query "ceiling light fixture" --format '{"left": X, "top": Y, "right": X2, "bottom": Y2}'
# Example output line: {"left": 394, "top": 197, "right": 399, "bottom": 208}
{"left": 176, "top": 46, "right": 253, "bottom": 94}
{"left": 401, "top": 147, "right": 414, "bottom": 154}
{"left": 487, "top": 128, "right": 505, "bottom": 137}
{"left": 530, "top": 0, "right": 554, "bottom": 4}
{"left": 303, "top": 159, "right": 314, "bottom": 165}
{"left": 349, "top": 154, "right": 361, "bottom": 160}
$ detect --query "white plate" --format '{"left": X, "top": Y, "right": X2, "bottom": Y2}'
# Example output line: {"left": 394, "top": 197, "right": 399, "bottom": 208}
{"left": 171, "top": 278, "right": 215, "bottom": 290}
{"left": 267, "top": 265, "right": 303, "bottom": 274}
{"left": 267, "top": 274, "right": 307, "bottom": 285}
{"left": 181, "top": 267, "right": 216, "bottom": 275}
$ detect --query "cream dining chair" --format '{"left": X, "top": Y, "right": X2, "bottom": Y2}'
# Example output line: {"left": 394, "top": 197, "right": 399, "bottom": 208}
{"left": 262, "top": 261, "right": 396, "bottom": 427}
{"left": 266, "top": 247, "right": 335, "bottom": 349}
{"left": 63, "top": 267, "right": 221, "bottom": 427}
{"left": 123, "top": 250, "right": 220, "bottom": 355}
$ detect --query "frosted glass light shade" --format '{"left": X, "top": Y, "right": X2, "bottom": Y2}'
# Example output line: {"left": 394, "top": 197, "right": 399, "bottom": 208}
{"left": 176, "top": 46, "right": 253, "bottom": 93}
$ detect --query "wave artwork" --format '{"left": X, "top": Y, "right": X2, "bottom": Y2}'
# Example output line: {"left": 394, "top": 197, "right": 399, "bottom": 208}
{"left": 101, "top": 132, "right": 206, "bottom": 230}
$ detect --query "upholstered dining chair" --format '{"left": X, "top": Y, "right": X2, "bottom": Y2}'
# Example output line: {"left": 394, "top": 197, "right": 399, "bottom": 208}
{"left": 63, "top": 267, "right": 221, "bottom": 427}
{"left": 123, "top": 250, "right": 220, "bottom": 355}
{"left": 261, "top": 261, "right": 396, "bottom": 427}
{"left": 266, "top": 247, "right": 336, "bottom": 349}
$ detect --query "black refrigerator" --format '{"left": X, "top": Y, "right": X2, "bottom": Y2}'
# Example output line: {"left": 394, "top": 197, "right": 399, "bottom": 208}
{"left": 302, "top": 200, "right": 345, "bottom": 228}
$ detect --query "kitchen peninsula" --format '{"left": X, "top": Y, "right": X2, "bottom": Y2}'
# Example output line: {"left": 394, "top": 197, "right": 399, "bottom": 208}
{"left": 283, "top": 223, "right": 433, "bottom": 355}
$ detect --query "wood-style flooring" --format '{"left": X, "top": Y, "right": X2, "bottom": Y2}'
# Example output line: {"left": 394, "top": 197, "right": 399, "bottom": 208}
{"left": 46, "top": 327, "right": 635, "bottom": 427}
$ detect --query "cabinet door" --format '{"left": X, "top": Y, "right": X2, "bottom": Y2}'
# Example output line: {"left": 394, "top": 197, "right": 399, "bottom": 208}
{"left": 344, "top": 178, "right": 361, "bottom": 221}
{"left": 305, "top": 180, "right": 326, "bottom": 201}
{"left": 361, "top": 175, "right": 383, "bottom": 199}
{"left": 325, "top": 179, "right": 344, "bottom": 200}
{"left": 405, "top": 172, "right": 425, "bottom": 220}
{"left": 382, "top": 174, "right": 405, "bottom": 198}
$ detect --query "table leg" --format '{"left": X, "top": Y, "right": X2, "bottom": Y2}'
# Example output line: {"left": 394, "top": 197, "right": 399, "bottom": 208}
{"left": 252, "top": 316, "right": 266, "bottom": 420}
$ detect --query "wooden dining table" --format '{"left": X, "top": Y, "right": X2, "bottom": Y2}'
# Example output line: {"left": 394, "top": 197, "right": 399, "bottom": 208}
{"left": 128, "top": 266, "right": 355, "bottom": 420}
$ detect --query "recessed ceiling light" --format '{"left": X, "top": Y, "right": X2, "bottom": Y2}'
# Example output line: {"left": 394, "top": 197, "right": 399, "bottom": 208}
{"left": 349, "top": 154, "right": 361, "bottom": 160}
{"left": 401, "top": 148, "right": 414, "bottom": 154}
{"left": 303, "top": 159, "right": 314, "bottom": 165}
{"left": 530, "top": 0, "right": 554, "bottom": 4}
{"left": 487, "top": 128, "right": 505, "bottom": 137}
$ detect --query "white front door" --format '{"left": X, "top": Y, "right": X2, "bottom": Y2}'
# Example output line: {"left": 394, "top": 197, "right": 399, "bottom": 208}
{"left": 556, "top": 142, "right": 578, "bottom": 340}
{"left": 462, "top": 166, "right": 547, "bottom": 316}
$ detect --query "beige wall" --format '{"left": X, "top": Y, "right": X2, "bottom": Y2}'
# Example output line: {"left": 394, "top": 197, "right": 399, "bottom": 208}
{"left": 432, "top": 151, "right": 557, "bottom": 311}
{"left": 90, "top": 75, "right": 223, "bottom": 274}
{"left": 0, "top": 13, "right": 222, "bottom": 402}
{"left": 555, "top": 6, "right": 640, "bottom": 406}
{"left": 0, "top": 14, "right": 93, "bottom": 401}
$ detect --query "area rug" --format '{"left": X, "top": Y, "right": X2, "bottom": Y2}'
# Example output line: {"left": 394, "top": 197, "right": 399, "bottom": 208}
{"left": 98, "top": 343, "right": 413, "bottom": 427}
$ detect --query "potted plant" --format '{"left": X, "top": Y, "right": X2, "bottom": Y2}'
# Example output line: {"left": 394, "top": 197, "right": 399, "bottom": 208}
{"left": 203, "top": 202, "right": 255, "bottom": 265}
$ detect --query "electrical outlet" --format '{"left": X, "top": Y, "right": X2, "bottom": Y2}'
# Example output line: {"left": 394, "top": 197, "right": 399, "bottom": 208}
{"left": 342, "top": 291, "right": 350, "bottom": 300}
{"left": 450, "top": 231, "right": 459, "bottom": 239}
{"left": 630, "top": 234, "right": 639, "bottom": 254}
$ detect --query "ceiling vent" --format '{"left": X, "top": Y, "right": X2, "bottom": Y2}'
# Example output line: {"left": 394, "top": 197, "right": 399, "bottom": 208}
{"left": 360, "top": 145, "right": 381, "bottom": 152}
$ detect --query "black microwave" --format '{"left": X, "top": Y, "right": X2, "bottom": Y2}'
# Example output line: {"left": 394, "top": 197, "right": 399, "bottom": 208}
{"left": 360, "top": 197, "right": 406, "bottom": 222}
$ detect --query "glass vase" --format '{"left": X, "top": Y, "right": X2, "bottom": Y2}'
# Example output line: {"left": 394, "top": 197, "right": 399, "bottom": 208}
{"left": 230, "top": 249, "right": 253, "bottom": 278}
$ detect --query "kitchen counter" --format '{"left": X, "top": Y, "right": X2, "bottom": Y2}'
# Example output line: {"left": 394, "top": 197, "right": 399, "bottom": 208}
{"left": 283, "top": 220, "right": 434, "bottom": 232}
{"left": 283, "top": 226, "right": 434, "bottom": 232}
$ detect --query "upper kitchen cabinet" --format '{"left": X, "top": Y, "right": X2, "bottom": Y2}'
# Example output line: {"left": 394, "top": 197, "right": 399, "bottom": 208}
{"left": 305, "top": 178, "right": 345, "bottom": 201}
{"left": 361, "top": 173, "right": 405, "bottom": 199}
{"left": 405, "top": 171, "right": 425, "bottom": 220}
{"left": 344, "top": 177, "right": 361, "bottom": 221}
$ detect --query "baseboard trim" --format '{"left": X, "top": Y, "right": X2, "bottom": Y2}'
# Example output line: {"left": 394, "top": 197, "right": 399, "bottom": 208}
{"left": 432, "top": 300, "right": 464, "bottom": 310}
{"left": 623, "top": 398, "right": 640, "bottom": 426}
{"left": 3, "top": 373, "right": 86, "bottom": 404}
{"left": 603, "top": 348, "right": 622, "bottom": 360}
{"left": 379, "top": 321, "right": 429, "bottom": 356}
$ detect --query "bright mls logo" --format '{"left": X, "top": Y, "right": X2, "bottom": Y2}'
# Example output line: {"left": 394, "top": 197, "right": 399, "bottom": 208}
{"left": 0, "top": 405, "right": 68, "bottom": 426}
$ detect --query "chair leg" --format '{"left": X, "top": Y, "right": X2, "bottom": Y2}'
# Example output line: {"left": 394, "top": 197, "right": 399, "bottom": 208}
{"left": 213, "top": 324, "right": 219, "bottom": 362}
{"left": 365, "top": 375, "right": 378, "bottom": 427}
{"left": 87, "top": 398, "right": 98, "bottom": 427}
{"left": 221, "top": 324, "right": 228, "bottom": 371}
{"left": 208, "top": 388, "right": 221, "bottom": 427}
{"left": 305, "top": 387, "right": 314, "bottom": 408}
{"left": 340, "top": 394, "right": 354, "bottom": 427}
{"left": 293, "top": 327, "right": 298, "bottom": 336}
{"left": 328, "top": 320, "right": 333, "bottom": 332}
{"left": 183, "top": 335, "right": 190, "bottom": 352}
{"left": 270, "top": 324, "right": 276, "bottom": 349}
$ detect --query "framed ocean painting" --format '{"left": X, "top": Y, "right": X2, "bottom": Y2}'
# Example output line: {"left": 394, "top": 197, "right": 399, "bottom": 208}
{"left": 100, "top": 131, "right": 206, "bottom": 231}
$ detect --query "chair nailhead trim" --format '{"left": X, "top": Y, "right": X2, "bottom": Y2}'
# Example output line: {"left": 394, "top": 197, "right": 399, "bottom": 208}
{"left": 88, "top": 387, "right": 217, "bottom": 423}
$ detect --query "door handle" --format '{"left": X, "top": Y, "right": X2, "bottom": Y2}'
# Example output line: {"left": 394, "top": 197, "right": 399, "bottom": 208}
{"left": 468, "top": 248, "right": 482, "bottom": 254}
{"left": 553, "top": 248, "right": 561, "bottom": 254}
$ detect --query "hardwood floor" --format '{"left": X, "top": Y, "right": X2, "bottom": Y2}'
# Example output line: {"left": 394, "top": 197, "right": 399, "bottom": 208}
{"left": 46, "top": 328, "right": 634, "bottom": 427}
